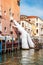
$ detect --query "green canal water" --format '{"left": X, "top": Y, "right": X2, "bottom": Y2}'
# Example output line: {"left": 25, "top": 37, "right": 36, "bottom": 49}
{"left": 0, "top": 49, "right": 43, "bottom": 65}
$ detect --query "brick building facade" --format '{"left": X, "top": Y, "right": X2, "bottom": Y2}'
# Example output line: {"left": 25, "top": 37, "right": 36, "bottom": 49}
{"left": 0, "top": 0, "right": 20, "bottom": 38}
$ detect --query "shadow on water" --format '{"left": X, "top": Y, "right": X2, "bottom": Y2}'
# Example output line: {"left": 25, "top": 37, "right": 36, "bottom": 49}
{"left": 0, "top": 49, "right": 43, "bottom": 65}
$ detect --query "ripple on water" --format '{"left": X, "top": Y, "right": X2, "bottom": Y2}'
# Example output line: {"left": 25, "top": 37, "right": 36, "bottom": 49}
{"left": 0, "top": 49, "right": 43, "bottom": 65}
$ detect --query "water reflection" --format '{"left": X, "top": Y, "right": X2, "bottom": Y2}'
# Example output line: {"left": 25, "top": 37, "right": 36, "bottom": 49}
{"left": 0, "top": 49, "right": 43, "bottom": 65}
{"left": 21, "top": 49, "right": 43, "bottom": 65}
{"left": 21, "top": 49, "right": 34, "bottom": 65}
{"left": 0, "top": 55, "right": 2, "bottom": 63}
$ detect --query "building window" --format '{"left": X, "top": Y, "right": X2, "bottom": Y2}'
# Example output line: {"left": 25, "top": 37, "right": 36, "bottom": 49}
{"left": 4, "top": 11, "right": 6, "bottom": 15}
{"left": 10, "top": 31, "right": 13, "bottom": 35}
{"left": 12, "top": 13, "right": 14, "bottom": 16}
{"left": 29, "top": 19, "right": 31, "bottom": 21}
{"left": 19, "top": 22, "right": 20, "bottom": 24}
{"left": 9, "top": 8, "right": 11, "bottom": 12}
{"left": 41, "top": 28, "right": 43, "bottom": 31}
{"left": 9, "top": 8, "right": 14, "bottom": 16}
{"left": 36, "top": 29, "right": 38, "bottom": 33}
{"left": 10, "top": 23, "right": 13, "bottom": 32}
{"left": 22, "top": 22, "right": 24, "bottom": 27}
{"left": 10, "top": 20, "right": 13, "bottom": 22}
{"left": 10, "top": 23, "right": 11, "bottom": 27}
{"left": 28, "top": 29, "right": 30, "bottom": 31}
{"left": 17, "top": 0, "right": 20, "bottom": 6}
{"left": 4, "top": 27, "right": 7, "bottom": 32}
{"left": 36, "top": 23, "right": 38, "bottom": 27}
{"left": 9, "top": 8, "right": 12, "bottom": 16}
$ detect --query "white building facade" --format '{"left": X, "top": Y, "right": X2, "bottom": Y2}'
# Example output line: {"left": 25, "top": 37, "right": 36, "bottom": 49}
{"left": 20, "top": 15, "right": 43, "bottom": 43}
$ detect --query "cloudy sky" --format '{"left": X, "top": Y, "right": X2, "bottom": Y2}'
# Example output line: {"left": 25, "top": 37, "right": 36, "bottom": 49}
{"left": 20, "top": 0, "right": 43, "bottom": 19}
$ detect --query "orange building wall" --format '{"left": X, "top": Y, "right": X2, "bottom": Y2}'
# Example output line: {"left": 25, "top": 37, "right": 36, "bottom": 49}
{"left": 1, "top": 0, "right": 20, "bottom": 21}
{"left": 0, "top": 0, "right": 20, "bottom": 38}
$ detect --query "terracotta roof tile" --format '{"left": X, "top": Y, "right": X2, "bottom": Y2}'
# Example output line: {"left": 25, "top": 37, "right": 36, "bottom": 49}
{"left": 27, "top": 16, "right": 38, "bottom": 18}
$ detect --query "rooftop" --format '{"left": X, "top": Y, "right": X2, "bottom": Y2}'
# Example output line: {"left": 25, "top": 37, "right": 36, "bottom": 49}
{"left": 27, "top": 16, "right": 38, "bottom": 18}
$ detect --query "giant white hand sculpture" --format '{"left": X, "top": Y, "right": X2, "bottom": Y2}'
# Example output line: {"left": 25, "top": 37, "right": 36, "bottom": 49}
{"left": 13, "top": 20, "right": 34, "bottom": 49}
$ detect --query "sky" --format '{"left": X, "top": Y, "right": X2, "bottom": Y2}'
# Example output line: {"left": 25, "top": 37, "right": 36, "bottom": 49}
{"left": 20, "top": 0, "right": 43, "bottom": 19}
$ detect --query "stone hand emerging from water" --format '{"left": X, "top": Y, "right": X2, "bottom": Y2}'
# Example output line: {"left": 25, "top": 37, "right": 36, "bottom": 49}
{"left": 13, "top": 20, "right": 34, "bottom": 49}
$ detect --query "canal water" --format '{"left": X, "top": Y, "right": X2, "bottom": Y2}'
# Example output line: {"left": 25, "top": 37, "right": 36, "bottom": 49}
{"left": 0, "top": 49, "right": 43, "bottom": 65}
